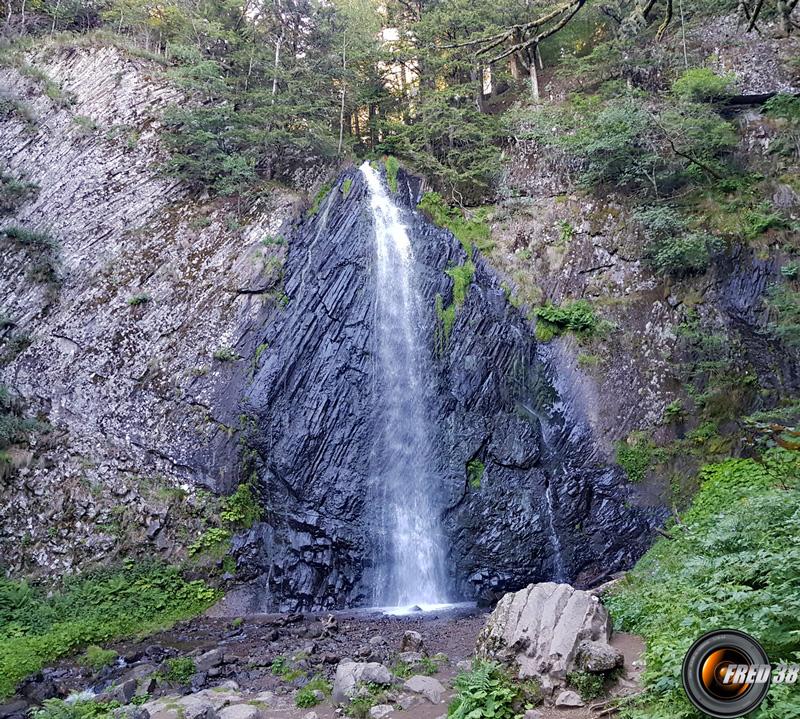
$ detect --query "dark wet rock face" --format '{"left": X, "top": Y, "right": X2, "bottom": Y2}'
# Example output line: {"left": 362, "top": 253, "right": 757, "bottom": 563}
{"left": 236, "top": 168, "right": 664, "bottom": 611}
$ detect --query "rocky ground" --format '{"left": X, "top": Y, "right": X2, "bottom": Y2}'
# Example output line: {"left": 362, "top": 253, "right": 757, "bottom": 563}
{"left": 4, "top": 586, "right": 645, "bottom": 719}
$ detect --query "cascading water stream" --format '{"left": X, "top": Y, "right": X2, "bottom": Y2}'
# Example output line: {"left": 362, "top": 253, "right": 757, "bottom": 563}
{"left": 360, "top": 161, "right": 449, "bottom": 609}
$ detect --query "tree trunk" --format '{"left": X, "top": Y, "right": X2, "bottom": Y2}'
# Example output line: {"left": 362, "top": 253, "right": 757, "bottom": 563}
{"left": 777, "top": 0, "right": 792, "bottom": 35}
{"left": 271, "top": 30, "right": 284, "bottom": 104}
{"left": 472, "top": 64, "right": 486, "bottom": 113}
{"left": 529, "top": 45, "right": 540, "bottom": 101}
{"left": 50, "top": 0, "right": 61, "bottom": 34}
{"left": 337, "top": 32, "right": 347, "bottom": 156}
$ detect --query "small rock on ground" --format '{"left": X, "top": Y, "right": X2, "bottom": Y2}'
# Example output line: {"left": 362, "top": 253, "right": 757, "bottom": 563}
{"left": 402, "top": 676, "right": 445, "bottom": 704}
{"left": 400, "top": 631, "right": 424, "bottom": 653}
{"left": 555, "top": 690, "right": 585, "bottom": 708}
{"left": 369, "top": 705, "right": 394, "bottom": 719}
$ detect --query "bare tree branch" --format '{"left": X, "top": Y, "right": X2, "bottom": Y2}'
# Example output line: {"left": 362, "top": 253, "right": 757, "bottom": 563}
{"left": 747, "top": 0, "right": 766, "bottom": 31}
{"left": 481, "top": 0, "right": 587, "bottom": 64}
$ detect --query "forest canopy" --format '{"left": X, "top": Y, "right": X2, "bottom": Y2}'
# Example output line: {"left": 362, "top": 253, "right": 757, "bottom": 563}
{"left": 1, "top": 0, "right": 796, "bottom": 200}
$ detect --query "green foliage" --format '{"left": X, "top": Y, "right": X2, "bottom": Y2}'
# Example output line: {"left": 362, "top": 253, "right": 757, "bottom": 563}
{"left": 0, "top": 385, "right": 39, "bottom": 452}
{"left": 384, "top": 156, "right": 400, "bottom": 193}
{"left": 1, "top": 225, "right": 61, "bottom": 285}
{"left": 0, "top": 174, "right": 37, "bottom": 215}
{"left": 341, "top": 178, "right": 353, "bottom": 200}
{"left": 187, "top": 527, "right": 231, "bottom": 557}
{"left": 567, "top": 671, "right": 605, "bottom": 700}
{"left": 672, "top": 68, "right": 736, "bottom": 102}
{"left": 767, "top": 284, "right": 800, "bottom": 348}
{"left": 384, "top": 87, "right": 502, "bottom": 203}
{"left": 741, "top": 201, "right": 789, "bottom": 239}
{"left": 763, "top": 93, "right": 800, "bottom": 121}
{"left": 447, "top": 661, "right": 520, "bottom": 719}
{"left": 220, "top": 483, "right": 262, "bottom": 529}
{"left": 307, "top": 183, "right": 333, "bottom": 217}
{"left": 79, "top": 645, "right": 118, "bottom": 671}
{"left": 615, "top": 432, "right": 656, "bottom": 483}
{"left": 781, "top": 262, "right": 799, "bottom": 280}
{"left": 467, "top": 459, "right": 485, "bottom": 489}
{"left": 417, "top": 192, "right": 492, "bottom": 256}
{"left": 73, "top": 115, "right": 98, "bottom": 133}
{"left": 510, "top": 91, "right": 735, "bottom": 195}
{"left": 435, "top": 293, "right": 456, "bottom": 354}
{"left": 534, "top": 300, "right": 598, "bottom": 342}
{"left": 445, "top": 262, "right": 475, "bottom": 307}
{"left": 127, "top": 293, "right": 150, "bottom": 306}
{"left": 31, "top": 699, "right": 119, "bottom": 719}
{"left": 212, "top": 346, "right": 239, "bottom": 362}
{"left": 295, "top": 675, "right": 331, "bottom": 707}
{"left": 635, "top": 206, "right": 723, "bottom": 276}
{"left": 0, "top": 562, "right": 219, "bottom": 699}
{"left": 606, "top": 450, "right": 800, "bottom": 719}
{"left": 662, "top": 400, "right": 685, "bottom": 424}
{"left": 164, "top": 657, "right": 196, "bottom": 684}
{"left": 271, "top": 655, "right": 304, "bottom": 682}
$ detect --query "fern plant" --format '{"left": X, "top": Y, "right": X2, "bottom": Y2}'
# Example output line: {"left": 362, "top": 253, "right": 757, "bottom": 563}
{"left": 448, "top": 661, "right": 520, "bottom": 719}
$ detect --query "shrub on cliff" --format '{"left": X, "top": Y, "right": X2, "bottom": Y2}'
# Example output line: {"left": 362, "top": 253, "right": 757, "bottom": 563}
{"left": 534, "top": 300, "right": 599, "bottom": 342}
{"left": 635, "top": 206, "right": 723, "bottom": 276}
{"left": 672, "top": 68, "right": 736, "bottom": 103}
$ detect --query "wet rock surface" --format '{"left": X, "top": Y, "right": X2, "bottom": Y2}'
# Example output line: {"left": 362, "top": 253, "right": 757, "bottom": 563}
{"left": 236, "top": 167, "right": 664, "bottom": 611}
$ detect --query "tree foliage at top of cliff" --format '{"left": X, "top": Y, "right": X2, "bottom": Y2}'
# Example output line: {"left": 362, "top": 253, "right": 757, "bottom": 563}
{"left": 3, "top": 0, "right": 798, "bottom": 202}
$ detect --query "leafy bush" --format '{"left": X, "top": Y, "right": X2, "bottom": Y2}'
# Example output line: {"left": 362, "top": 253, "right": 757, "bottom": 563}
{"left": 763, "top": 93, "right": 800, "bottom": 121}
{"left": 562, "top": 98, "right": 657, "bottom": 190}
{"left": 635, "top": 206, "right": 723, "bottom": 276}
{"left": 0, "top": 174, "right": 37, "bottom": 215}
{"left": 606, "top": 450, "right": 800, "bottom": 719}
{"left": 187, "top": 527, "right": 231, "bottom": 556}
{"left": 384, "top": 156, "right": 400, "bottom": 193}
{"left": 31, "top": 698, "right": 119, "bottom": 719}
{"left": 467, "top": 459, "right": 485, "bottom": 489}
{"left": 342, "top": 178, "right": 353, "bottom": 199}
{"left": 164, "top": 657, "right": 196, "bottom": 684}
{"left": 220, "top": 483, "right": 262, "bottom": 529}
{"left": 0, "top": 226, "right": 61, "bottom": 285}
{"left": 448, "top": 661, "right": 520, "bottom": 719}
{"left": 0, "top": 385, "right": 39, "bottom": 452}
{"left": 615, "top": 433, "right": 656, "bottom": 483}
{"left": 435, "top": 293, "right": 456, "bottom": 354}
{"left": 768, "top": 284, "right": 800, "bottom": 348}
{"left": 445, "top": 262, "right": 475, "bottom": 307}
{"left": 534, "top": 300, "right": 599, "bottom": 342}
{"left": 295, "top": 675, "right": 331, "bottom": 707}
{"left": 417, "top": 192, "right": 492, "bottom": 256}
{"left": 271, "top": 655, "right": 304, "bottom": 681}
{"left": 307, "top": 182, "right": 333, "bottom": 217}
{"left": 79, "top": 645, "right": 118, "bottom": 670}
{"left": 212, "top": 346, "right": 239, "bottom": 362}
{"left": 0, "top": 562, "right": 219, "bottom": 699}
{"left": 672, "top": 68, "right": 736, "bottom": 102}
{"left": 567, "top": 670, "right": 605, "bottom": 700}
{"left": 127, "top": 293, "right": 150, "bottom": 306}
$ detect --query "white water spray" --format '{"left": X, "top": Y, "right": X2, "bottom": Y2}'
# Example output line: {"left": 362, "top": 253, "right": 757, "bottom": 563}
{"left": 361, "top": 161, "right": 449, "bottom": 609}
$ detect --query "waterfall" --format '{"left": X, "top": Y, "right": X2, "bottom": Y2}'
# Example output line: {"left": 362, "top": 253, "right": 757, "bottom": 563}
{"left": 360, "top": 161, "right": 449, "bottom": 609}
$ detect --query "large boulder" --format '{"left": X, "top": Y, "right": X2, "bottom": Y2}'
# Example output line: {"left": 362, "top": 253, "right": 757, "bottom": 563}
{"left": 332, "top": 661, "right": 393, "bottom": 704}
{"left": 475, "top": 582, "right": 613, "bottom": 693}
